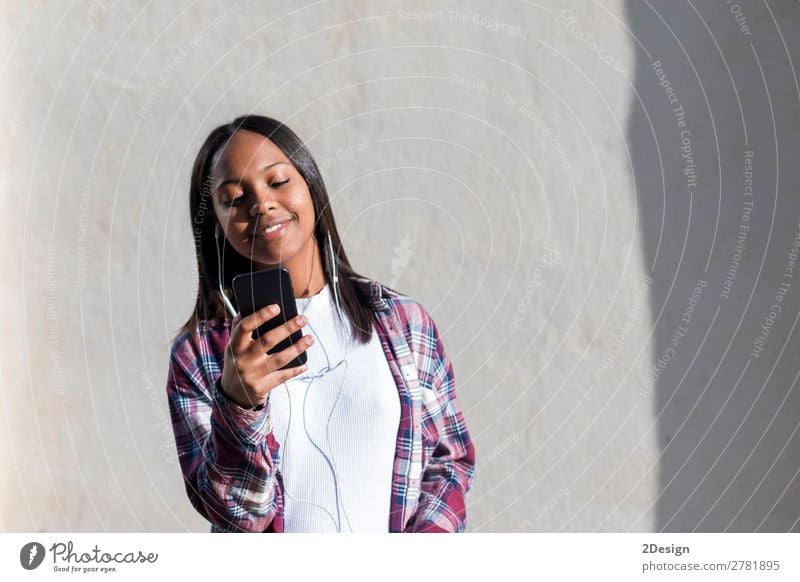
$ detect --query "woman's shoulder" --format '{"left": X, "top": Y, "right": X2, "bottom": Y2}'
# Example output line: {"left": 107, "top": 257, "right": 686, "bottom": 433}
{"left": 350, "top": 277, "right": 451, "bottom": 386}
{"left": 348, "top": 274, "right": 437, "bottom": 332}
{"left": 169, "top": 317, "right": 230, "bottom": 360}
{"left": 350, "top": 274, "right": 420, "bottom": 310}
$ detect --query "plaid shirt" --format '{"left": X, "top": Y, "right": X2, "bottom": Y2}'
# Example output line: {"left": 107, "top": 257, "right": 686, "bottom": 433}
{"left": 166, "top": 275, "right": 476, "bottom": 532}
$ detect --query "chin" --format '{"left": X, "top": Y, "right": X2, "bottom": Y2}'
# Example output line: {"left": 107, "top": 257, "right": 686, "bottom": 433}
{"left": 254, "top": 248, "right": 298, "bottom": 267}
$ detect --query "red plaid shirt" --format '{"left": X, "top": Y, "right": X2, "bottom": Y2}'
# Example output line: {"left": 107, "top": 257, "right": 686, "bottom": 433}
{"left": 166, "top": 275, "right": 475, "bottom": 532}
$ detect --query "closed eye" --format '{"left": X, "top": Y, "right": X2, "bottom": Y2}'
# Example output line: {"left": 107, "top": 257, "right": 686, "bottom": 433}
{"left": 222, "top": 179, "right": 289, "bottom": 207}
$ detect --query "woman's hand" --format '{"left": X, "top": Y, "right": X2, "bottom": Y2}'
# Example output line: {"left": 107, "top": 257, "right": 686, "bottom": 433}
{"left": 220, "top": 304, "right": 313, "bottom": 409}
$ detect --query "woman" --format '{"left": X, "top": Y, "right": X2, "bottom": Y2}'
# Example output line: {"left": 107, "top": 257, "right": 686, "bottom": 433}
{"left": 166, "top": 114, "right": 475, "bottom": 533}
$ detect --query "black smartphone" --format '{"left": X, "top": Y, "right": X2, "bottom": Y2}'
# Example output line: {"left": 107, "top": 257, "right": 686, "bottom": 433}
{"left": 231, "top": 267, "right": 307, "bottom": 369}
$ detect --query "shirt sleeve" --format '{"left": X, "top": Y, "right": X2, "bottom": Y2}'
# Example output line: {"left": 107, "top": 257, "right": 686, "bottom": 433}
{"left": 404, "top": 309, "right": 476, "bottom": 533}
{"left": 166, "top": 329, "right": 283, "bottom": 532}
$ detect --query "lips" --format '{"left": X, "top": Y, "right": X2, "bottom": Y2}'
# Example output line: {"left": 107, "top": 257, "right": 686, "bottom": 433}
{"left": 253, "top": 218, "right": 293, "bottom": 241}
{"left": 251, "top": 216, "right": 294, "bottom": 237}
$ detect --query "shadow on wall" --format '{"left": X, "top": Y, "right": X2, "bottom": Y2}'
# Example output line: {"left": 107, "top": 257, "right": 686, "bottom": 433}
{"left": 627, "top": 0, "right": 800, "bottom": 531}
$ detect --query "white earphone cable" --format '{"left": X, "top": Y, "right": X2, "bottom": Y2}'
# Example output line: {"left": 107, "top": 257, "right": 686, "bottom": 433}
{"left": 215, "top": 224, "right": 353, "bottom": 532}
{"left": 275, "top": 231, "right": 353, "bottom": 532}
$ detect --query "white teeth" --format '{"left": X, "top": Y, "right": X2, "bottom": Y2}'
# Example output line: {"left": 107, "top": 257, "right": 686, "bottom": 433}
{"left": 261, "top": 223, "right": 283, "bottom": 234}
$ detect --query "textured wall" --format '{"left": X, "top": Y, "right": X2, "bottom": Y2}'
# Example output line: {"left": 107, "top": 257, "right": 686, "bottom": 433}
{"left": 1, "top": 0, "right": 798, "bottom": 533}
{"left": 627, "top": 0, "right": 800, "bottom": 532}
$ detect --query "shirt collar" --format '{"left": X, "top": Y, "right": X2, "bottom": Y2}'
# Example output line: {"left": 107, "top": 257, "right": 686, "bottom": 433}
{"left": 349, "top": 274, "right": 392, "bottom": 313}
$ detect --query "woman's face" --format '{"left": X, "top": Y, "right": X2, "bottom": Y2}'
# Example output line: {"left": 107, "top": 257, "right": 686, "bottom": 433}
{"left": 211, "top": 130, "right": 316, "bottom": 269}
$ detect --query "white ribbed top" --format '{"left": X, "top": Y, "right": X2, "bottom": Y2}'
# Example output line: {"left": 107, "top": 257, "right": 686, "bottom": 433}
{"left": 268, "top": 283, "right": 401, "bottom": 532}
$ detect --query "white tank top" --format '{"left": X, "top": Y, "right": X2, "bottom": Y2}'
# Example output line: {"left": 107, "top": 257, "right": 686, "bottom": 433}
{"left": 268, "top": 283, "right": 401, "bottom": 532}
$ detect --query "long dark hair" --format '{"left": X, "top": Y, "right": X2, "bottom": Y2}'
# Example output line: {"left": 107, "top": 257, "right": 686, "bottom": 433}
{"left": 176, "top": 114, "right": 377, "bottom": 345}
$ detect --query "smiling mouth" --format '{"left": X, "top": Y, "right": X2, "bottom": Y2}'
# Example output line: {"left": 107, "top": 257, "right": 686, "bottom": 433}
{"left": 252, "top": 219, "right": 292, "bottom": 241}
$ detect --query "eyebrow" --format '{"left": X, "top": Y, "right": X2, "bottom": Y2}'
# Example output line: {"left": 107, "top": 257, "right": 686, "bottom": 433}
{"left": 215, "top": 162, "right": 287, "bottom": 190}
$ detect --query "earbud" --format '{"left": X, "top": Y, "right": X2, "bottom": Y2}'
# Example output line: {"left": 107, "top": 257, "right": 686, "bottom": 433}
{"left": 327, "top": 230, "right": 341, "bottom": 315}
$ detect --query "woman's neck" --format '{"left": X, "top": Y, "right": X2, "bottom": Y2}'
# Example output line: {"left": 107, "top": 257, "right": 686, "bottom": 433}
{"left": 254, "top": 234, "right": 326, "bottom": 298}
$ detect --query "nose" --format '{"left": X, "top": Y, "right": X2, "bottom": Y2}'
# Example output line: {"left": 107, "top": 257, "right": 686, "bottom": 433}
{"left": 249, "top": 188, "right": 279, "bottom": 217}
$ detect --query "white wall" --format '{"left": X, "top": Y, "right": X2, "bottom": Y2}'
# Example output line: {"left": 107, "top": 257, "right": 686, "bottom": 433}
{"left": 1, "top": 0, "right": 797, "bottom": 532}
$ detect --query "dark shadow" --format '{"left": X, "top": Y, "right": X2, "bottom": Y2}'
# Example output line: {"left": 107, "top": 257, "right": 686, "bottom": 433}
{"left": 626, "top": 0, "right": 800, "bottom": 531}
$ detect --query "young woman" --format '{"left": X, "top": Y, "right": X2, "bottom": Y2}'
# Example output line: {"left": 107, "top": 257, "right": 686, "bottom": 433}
{"left": 166, "top": 114, "right": 475, "bottom": 533}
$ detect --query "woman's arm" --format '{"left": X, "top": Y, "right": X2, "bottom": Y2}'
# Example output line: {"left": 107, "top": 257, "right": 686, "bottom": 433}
{"left": 166, "top": 329, "right": 283, "bottom": 532}
{"left": 404, "top": 311, "right": 476, "bottom": 533}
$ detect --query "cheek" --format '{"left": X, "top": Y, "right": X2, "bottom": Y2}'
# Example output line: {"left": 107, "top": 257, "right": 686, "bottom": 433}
{"left": 214, "top": 204, "right": 245, "bottom": 229}
{"left": 290, "top": 190, "right": 315, "bottom": 223}
{"left": 213, "top": 202, "right": 234, "bottom": 225}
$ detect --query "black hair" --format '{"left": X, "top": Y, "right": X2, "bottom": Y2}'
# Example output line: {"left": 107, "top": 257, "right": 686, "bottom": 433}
{"left": 175, "top": 114, "right": 378, "bottom": 344}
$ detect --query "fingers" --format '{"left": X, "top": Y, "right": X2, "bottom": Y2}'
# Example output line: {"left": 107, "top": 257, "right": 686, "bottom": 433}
{"left": 241, "top": 304, "right": 280, "bottom": 333}
{"left": 230, "top": 312, "right": 241, "bottom": 334}
{"left": 225, "top": 309, "right": 313, "bottom": 399}
{"left": 269, "top": 361, "right": 309, "bottom": 385}
{"left": 263, "top": 332, "right": 314, "bottom": 371}
{"left": 252, "top": 313, "right": 310, "bottom": 355}
{"left": 231, "top": 304, "right": 280, "bottom": 351}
